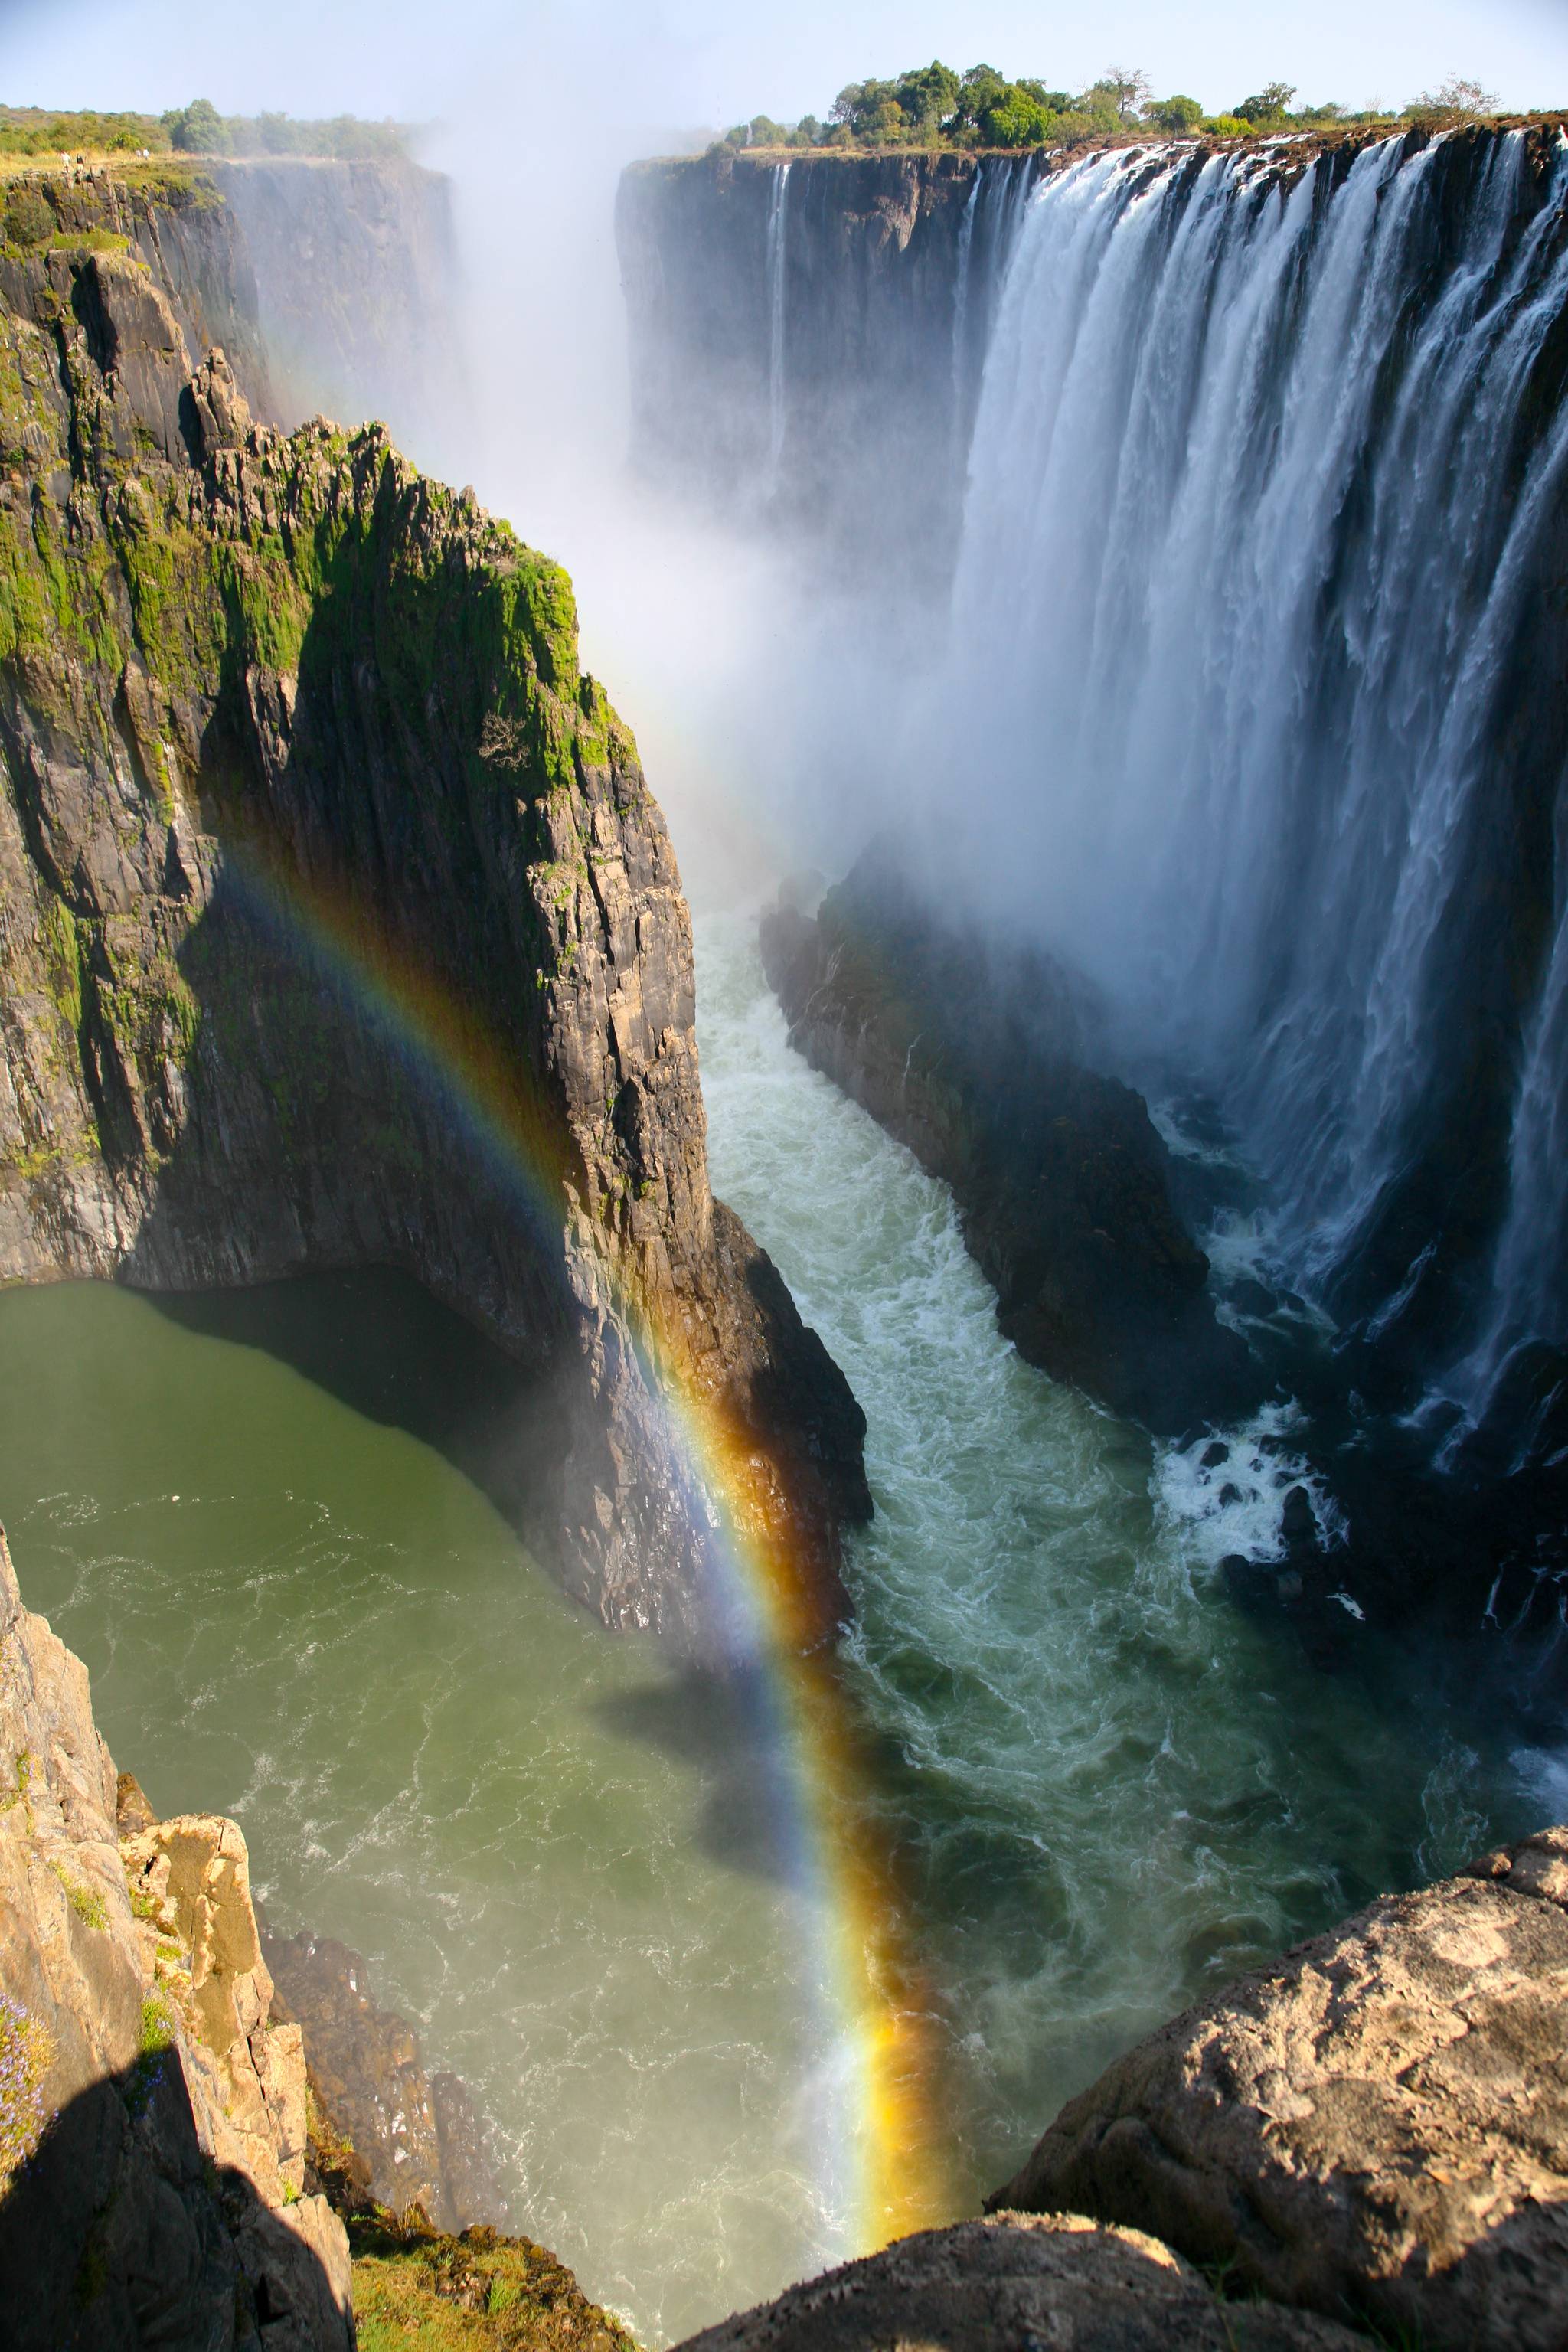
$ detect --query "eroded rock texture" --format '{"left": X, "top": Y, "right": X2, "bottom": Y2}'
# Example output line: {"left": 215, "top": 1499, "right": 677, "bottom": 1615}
{"left": 266, "top": 1927, "right": 502, "bottom": 2234}
{"left": 992, "top": 1827, "right": 1568, "bottom": 2350}
{"left": 762, "top": 857, "right": 1253, "bottom": 1432}
{"left": 0, "top": 1527, "right": 351, "bottom": 2349}
{"left": 0, "top": 194, "right": 867, "bottom": 1642}
{"left": 671, "top": 2213, "right": 1364, "bottom": 2352}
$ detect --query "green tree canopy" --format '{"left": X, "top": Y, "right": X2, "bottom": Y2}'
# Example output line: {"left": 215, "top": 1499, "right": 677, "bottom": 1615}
{"left": 163, "top": 96, "right": 227, "bottom": 153}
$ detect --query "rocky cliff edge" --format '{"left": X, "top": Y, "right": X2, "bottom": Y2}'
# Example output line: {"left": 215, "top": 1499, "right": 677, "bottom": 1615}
{"left": 0, "top": 1524, "right": 352, "bottom": 2349}
{"left": 0, "top": 211, "right": 868, "bottom": 1645}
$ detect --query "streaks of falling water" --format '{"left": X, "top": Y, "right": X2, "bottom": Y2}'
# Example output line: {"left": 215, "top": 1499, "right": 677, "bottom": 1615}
{"left": 766, "top": 161, "right": 792, "bottom": 493}
{"left": 949, "top": 168, "right": 981, "bottom": 464}
{"left": 940, "top": 133, "right": 1568, "bottom": 1406}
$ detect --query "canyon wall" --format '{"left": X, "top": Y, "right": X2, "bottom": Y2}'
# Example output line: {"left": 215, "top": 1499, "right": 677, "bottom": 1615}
{"left": 0, "top": 175, "right": 867, "bottom": 1643}
{"left": 211, "top": 158, "right": 470, "bottom": 463}
{"left": 618, "top": 149, "right": 1036, "bottom": 578}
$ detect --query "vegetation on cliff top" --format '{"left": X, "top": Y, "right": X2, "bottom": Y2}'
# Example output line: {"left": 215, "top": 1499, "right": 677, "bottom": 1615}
{"left": 0, "top": 100, "right": 414, "bottom": 165}
{"left": 714, "top": 61, "right": 1508, "bottom": 155}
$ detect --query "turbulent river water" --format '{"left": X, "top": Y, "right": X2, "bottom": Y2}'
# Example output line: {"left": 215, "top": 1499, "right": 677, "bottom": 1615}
{"left": 3, "top": 913, "right": 1560, "bottom": 2344}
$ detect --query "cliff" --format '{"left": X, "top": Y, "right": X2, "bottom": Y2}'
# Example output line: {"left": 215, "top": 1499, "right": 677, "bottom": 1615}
{"left": 761, "top": 857, "right": 1254, "bottom": 1434}
{"left": 0, "top": 193, "right": 868, "bottom": 1642}
{"left": 616, "top": 149, "right": 1033, "bottom": 577}
{"left": 15, "top": 151, "right": 466, "bottom": 459}
{"left": 0, "top": 1525, "right": 640, "bottom": 2351}
{"left": 0, "top": 1526, "right": 353, "bottom": 2348}
{"left": 211, "top": 158, "right": 469, "bottom": 462}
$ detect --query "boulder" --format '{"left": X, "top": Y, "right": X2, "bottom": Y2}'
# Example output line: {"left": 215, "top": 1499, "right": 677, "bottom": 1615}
{"left": 671, "top": 2212, "right": 1366, "bottom": 2350}
{"left": 991, "top": 1826, "right": 1568, "bottom": 2349}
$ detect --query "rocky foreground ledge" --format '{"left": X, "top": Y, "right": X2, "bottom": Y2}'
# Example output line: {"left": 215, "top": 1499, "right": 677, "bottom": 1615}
{"left": 691, "top": 1828, "right": 1568, "bottom": 2351}
{"left": 5, "top": 1511, "right": 1567, "bottom": 2347}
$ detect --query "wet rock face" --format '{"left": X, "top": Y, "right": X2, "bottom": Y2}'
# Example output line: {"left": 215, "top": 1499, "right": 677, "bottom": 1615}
{"left": 0, "top": 1529, "right": 351, "bottom": 2350}
{"left": 671, "top": 2212, "right": 1366, "bottom": 2352}
{"left": 991, "top": 1826, "right": 1568, "bottom": 2351}
{"left": 265, "top": 1928, "right": 503, "bottom": 2235}
{"left": 761, "top": 856, "right": 1254, "bottom": 1435}
{"left": 0, "top": 181, "right": 867, "bottom": 1643}
{"left": 211, "top": 157, "right": 469, "bottom": 457}
{"left": 617, "top": 150, "right": 1014, "bottom": 582}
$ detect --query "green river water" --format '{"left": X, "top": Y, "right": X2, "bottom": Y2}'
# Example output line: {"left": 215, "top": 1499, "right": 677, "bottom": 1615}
{"left": 0, "top": 912, "right": 1556, "bottom": 2344}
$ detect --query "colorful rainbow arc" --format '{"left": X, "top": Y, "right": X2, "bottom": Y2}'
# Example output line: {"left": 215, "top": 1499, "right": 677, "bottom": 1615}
{"left": 225, "top": 848, "right": 954, "bottom": 2261}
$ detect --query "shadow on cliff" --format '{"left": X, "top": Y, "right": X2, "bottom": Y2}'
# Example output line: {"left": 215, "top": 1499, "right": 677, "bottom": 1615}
{"left": 144, "top": 1267, "right": 573, "bottom": 1564}
{"left": 0, "top": 2048, "right": 349, "bottom": 2352}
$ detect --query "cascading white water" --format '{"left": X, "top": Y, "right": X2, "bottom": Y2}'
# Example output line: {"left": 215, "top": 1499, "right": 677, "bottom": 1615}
{"left": 765, "top": 161, "right": 791, "bottom": 490}
{"left": 942, "top": 132, "right": 1568, "bottom": 1403}
{"left": 949, "top": 172, "right": 980, "bottom": 462}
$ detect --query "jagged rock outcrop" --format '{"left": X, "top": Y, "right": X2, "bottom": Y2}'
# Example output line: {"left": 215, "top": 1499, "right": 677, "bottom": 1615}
{"left": 991, "top": 1824, "right": 1568, "bottom": 2350}
{"left": 7, "top": 152, "right": 466, "bottom": 458}
{"left": 0, "top": 211, "right": 868, "bottom": 1642}
{"left": 761, "top": 858, "right": 1254, "bottom": 1432}
{"left": 0, "top": 1526, "right": 351, "bottom": 2349}
{"left": 266, "top": 1927, "right": 502, "bottom": 2234}
{"left": 671, "top": 2213, "right": 1364, "bottom": 2350}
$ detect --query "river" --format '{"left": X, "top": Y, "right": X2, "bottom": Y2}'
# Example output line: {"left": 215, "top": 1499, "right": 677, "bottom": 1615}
{"left": 0, "top": 908, "right": 1553, "bottom": 2344}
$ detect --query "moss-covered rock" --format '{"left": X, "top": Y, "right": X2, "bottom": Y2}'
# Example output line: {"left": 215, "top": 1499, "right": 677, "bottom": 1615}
{"left": 0, "top": 180, "right": 867, "bottom": 1642}
{"left": 350, "top": 2213, "right": 638, "bottom": 2352}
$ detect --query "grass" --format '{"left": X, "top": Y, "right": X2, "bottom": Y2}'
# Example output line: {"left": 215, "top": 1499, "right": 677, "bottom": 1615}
{"left": 51, "top": 1860, "right": 109, "bottom": 1930}
{"left": 348, "top": 2213, "right": 639, "bottom": 2352}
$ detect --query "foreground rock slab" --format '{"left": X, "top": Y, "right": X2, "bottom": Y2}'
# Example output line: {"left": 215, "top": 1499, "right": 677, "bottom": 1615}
{"left": 0, "top": 1528, "right": 351, "bottom": 2350}
{"left": 672, "top": 2213, "right": 1364, "bottom": 2350}
{"left": 993, "top": 1828, "right": 1568, "bottom": 2350}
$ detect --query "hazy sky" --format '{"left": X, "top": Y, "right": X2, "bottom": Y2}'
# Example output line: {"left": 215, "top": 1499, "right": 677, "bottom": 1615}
{"left": 8, "top": 0, "right": 1568, "bottom": 129}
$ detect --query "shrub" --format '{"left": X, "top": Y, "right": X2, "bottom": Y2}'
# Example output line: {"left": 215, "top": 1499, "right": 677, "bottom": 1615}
{"left": 2, "top": 185, "right": 53, "bottom": 247}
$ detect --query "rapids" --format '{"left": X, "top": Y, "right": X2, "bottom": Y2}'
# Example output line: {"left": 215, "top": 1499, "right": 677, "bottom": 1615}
{"left": 5, "top": 911, "right": 1555, "bottom": 2343}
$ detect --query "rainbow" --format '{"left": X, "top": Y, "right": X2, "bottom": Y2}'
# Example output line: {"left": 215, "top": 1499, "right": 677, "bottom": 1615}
{"left": 223, "top": 847, "right": 955, "bottom": 2260}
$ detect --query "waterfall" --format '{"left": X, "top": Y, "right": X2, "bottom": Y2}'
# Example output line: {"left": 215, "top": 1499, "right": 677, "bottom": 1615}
{"left": 943, "top": 131, "right": 1568, "bottom": 1409}
{"left": 766, "top": 161, "right": 792, "bottom": 490}
{"left": 950, "top": 168, "right": 981, "bottom": 462}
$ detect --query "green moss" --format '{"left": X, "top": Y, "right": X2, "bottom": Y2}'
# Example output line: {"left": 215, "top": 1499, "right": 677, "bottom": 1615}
{"left": 51, "top": 1860, "right": 109, "bottom": 1931}
{"left": 0, "top": 1751, "right": 34, "bottom": 1833}
{"left": 123, "top": 1991, "right": 177, "bottom": 2118}
{"left": 38, "top": 896, "right": 83, "bottom": 1031}
{"left": 349, "top": 2213, "right": 638, "bottom": 2352}
{"left": 44, "top": 228, "right": 129, "bottom": 256}
{"left": 138, "top": 1994, "right": 175, "bottom": 2058}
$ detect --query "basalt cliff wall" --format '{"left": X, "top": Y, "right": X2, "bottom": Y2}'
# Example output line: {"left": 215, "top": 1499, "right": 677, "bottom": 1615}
{"left": 617, "top": 149, "right": 1034, "bottom": 577}
{"left": 21, "top": 154, "right": 465, "bottom": 457}
{"left": 211, "top": 158, "right": 470, "bottom": 467}
{"left": 0, "top": 178, "right": 867, "bottom": 1642}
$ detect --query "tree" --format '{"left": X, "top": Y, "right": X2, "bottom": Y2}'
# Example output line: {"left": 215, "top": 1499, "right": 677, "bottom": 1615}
{"left": 893, "top": 60, "right": 962, "bottom": 138}
{"left": 1095, "top": 65, "right": 1153, "bottom": 122}
{"left": 1149, "top": 93, "right": 1204, "bottom": 132}
{"left": 164, "top": 97, "right": 227, "bottom": 153}
{"left": 1234, "top": 83, "right": 1298, "bottom": 125}
{"left": 1416, "top": 74, "right": 1499, "bottom": 118}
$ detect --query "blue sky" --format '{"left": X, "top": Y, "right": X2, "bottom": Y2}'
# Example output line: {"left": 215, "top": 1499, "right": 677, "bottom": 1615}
{"left": 8, "top": 0, "right": 1568, "bottom": 129}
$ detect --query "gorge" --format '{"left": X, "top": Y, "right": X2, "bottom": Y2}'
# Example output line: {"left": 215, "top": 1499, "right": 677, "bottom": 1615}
{"left": 6, "top": 93, "right": 1568, "bottom": 2352}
